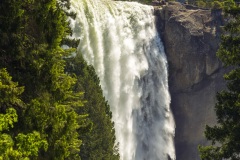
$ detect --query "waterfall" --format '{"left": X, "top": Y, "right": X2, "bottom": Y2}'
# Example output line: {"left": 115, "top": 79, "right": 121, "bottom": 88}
{"left": 70, "top": 0, "right": 175, "bottom": 159}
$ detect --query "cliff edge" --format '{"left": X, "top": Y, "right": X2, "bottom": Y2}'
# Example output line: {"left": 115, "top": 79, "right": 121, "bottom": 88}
{"left": 155, "top": 2, "right": 228, "bottom": 160}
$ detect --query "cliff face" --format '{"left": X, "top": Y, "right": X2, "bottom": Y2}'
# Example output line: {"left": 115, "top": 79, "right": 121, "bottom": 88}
{"left": 155, "top": 2, "right": 227, "bottom": 160}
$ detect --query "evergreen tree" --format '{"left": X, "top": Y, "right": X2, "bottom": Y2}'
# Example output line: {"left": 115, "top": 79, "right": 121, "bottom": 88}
{"left": 0, "top": 0, "right": 87, "bottom": 159}
{"left": 0, "top": 68, "right": 48, "bottom": 160}
{"left": 66, "top": 55, "right": 120, "bottom": 160}
{"left": 198, "top": 3, "right": 240, "bottom": 160}
{"left": 0, "top": 0, "right": 119, "bottom": 159}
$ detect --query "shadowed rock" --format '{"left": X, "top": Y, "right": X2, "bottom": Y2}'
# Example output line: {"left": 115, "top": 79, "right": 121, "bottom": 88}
{"left": 155, "top": 2, "right": 228, "bottom": 160}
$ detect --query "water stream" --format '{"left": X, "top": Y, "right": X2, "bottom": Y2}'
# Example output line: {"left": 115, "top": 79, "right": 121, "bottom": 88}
{"left": 70, "top": 0, "right": 175, "bottom": 159}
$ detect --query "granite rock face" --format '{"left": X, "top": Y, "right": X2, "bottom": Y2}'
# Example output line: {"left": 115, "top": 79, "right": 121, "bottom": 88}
{"left": 155, "top": 2, "right": 227, "bottom": 160}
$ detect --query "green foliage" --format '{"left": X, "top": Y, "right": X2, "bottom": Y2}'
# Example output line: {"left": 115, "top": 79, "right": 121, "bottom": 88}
{"left": 15, "top": 132, "right": 48, "bottom": 158}
{"left": 187, "top": 0, "right": 236, "bottom": 9}
{"left": 24, "top": 94, "right": 86, "bottom": 160}
{"left": 0, "top": 0, "right": 119, "bottom": 159}
{"left": 197, "top": 1, "right": 207, "bottom": 8}
{"left": 0, "top": 69, "right": 47, "bottom": 160}
{"left": 0, "top": 0, "right": 86, "bottom": 159}
{"left": 212, "top": 1, "right": 223, "bottom": 9}
{"left": 0, "top": 108, "right": 18, "bottom": 133}
{"left": 0, "top": 108, "right": 48, "bottom": 160}
{"left": 65, "top": 55, "right": 120, "bottom": 160}
{"left": 217, "top": 8, "right": 240, "bottom": 65}
{"left": 223, "top": 0, "right": 236, "bottom": 10}
{"left": 0, "top": 68, "right": 24, "bottom": 111}
{"left": 114, "top": 0, "right": 152, "bottom": 4}
{"left": 199, "top": 4, "right": 240, "bottom": 160}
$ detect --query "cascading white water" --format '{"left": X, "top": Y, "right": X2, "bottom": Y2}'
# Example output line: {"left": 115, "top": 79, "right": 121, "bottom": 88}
{"left": 70, "top": 0, "right": 175, "bottom": 159}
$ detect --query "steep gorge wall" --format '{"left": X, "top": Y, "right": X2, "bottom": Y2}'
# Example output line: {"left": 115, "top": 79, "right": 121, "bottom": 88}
{"left": 155, "top": 2, "right": 228, "bottom": 160}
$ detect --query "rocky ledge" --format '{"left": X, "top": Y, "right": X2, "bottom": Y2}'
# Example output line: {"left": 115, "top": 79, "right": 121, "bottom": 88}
{"left": 155, "top": 2, "right": 228, "bottom": 160}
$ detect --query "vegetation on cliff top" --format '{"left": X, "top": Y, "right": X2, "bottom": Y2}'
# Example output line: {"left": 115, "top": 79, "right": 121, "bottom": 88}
{"left": 186, "top": 0, "right": 236, "bottom": 9}
{"left": 199, "top": 1, "right": 240, "bottom": 159}
{"left": 0, "top": 0, "right": 118, "bottom": 159}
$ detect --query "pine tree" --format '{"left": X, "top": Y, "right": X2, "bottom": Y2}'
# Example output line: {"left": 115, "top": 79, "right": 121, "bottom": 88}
{"left": 65, "top": 55, "right": 120, "bottom": 160}
{"left": 198, "top": 3, "right": 240, "bottom": 160}
{"left": 0, "top": 69, "right": 48, "bottom": 160}
{"left": 0, "top": 0, "right": 119, "bottom": 159}
{"left": 0, "top": 1, "right": 87, "bottom": 159}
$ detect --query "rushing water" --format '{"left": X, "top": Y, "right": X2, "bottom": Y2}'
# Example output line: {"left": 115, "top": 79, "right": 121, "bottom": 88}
{"left": 70, "top": 0, "right": 175, "bottom": 159}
